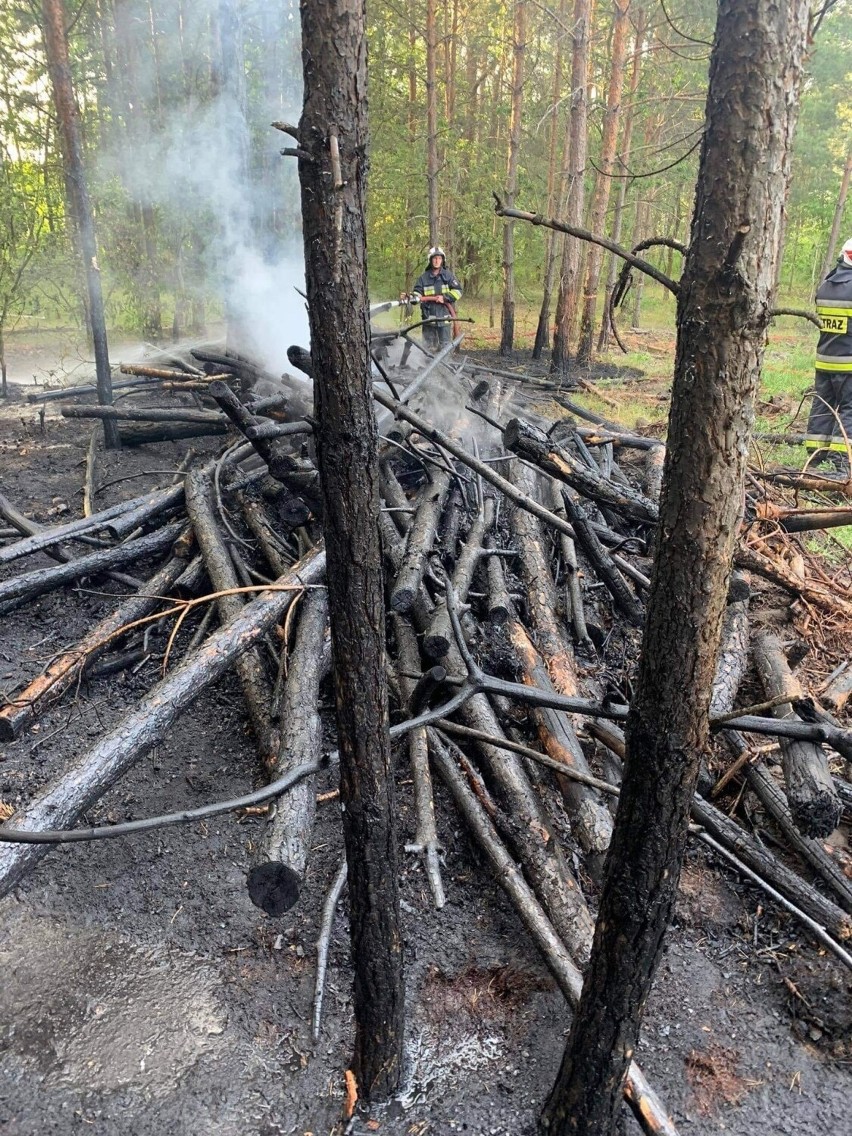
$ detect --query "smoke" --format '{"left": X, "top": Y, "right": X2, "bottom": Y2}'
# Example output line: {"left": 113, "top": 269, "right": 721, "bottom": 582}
{"left": 100, "top": 0, "right": 308, "bottom": 375}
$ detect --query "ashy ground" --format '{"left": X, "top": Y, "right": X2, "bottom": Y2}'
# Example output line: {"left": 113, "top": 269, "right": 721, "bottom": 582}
{"left": 0, "top": 328, "right": 850, "bottom": 1136}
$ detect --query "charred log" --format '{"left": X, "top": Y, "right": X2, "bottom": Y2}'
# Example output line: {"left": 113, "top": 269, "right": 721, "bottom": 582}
{"left": 247, "top": 587, "right": 330, "bottom": 914}
{"left": 752, "top": 631, "right": 842, "bottom": 838}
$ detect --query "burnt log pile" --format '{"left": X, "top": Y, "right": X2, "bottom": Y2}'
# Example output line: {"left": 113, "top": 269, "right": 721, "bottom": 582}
{"left": 3, "top": 342, "right": 852, "bottom": 1129}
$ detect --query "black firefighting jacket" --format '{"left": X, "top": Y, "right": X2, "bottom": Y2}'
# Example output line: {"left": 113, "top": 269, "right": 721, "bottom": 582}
{"left": 815, "top": 260, "right": 852, "bottom": 376}
{"left": 412, "top": 265, "right": 463, "bottom": 310}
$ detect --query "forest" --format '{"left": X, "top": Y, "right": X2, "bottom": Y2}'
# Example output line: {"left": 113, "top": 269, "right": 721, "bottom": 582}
{"left": 2, "top": 3, "right": 852, "bottom": 1136}
{"left": 1, "top": 0, "right": 851, "bottom": 377}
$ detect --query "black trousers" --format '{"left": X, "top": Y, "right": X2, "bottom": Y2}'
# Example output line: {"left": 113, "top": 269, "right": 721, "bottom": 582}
{"left": 806, "top": 370, "right": 852, "bottom": 447}
{"left": 421, "top": 306, "right": 452, "bottom": 351}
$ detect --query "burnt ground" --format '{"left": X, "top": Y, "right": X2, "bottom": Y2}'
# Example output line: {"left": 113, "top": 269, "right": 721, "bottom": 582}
{"left": 0, "top": 386, "right": 851, "bottom": 1136}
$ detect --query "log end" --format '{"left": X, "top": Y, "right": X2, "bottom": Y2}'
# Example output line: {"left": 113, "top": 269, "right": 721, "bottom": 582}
{"left": 0, "top": 709, "right": 24, "bottom": 742}
{"left": 422, "top": 632, "right": 450, "bottom": 660}
{"left": 502, "top": 418, "right": 523, "bottom": 449}
{"left": 790, "top": 792, "right": 843, "bottom": 841}
{"left": 247, "top": 862, "right": 303, "bottom": 916}
{"left": 390, "top": 587, "right": 415, "bottom": 615}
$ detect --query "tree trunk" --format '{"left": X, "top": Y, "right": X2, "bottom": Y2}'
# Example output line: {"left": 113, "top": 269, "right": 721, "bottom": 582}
{"left": 598, "top": 7, "right": 644, "bottom": 353}
{"left": 216, "top": 0, "right": 251, "bottom": 359}
{"left": 819, "top": 148, "right": 852, "bottom": 284}
{"left": 297, "top": 0, "right": 404, "bottom": 1101}
{"left": 425, "top": 0, "right": 440, "bottom": 244}
{"left": 500, "top": 0, "right": 527, "bottom": 355}
{"left": 551, "top": 0, "right": 591, "bottom": 376}
{"left": 41, "top": 0, "right": 119, "bottom": 448}
{"left": 533, "top": 0, "right": 568, "bottom": 359}
{"left": 541, "top": 2, "right": 811, "bottom": 1132}
{"left": 576, "top": 0, "right": 630, "bottom": 365}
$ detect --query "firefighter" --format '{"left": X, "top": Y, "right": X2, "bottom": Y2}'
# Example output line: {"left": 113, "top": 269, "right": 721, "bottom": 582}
{"left": 806, "top": 237, "right": 852, "bottom": 472}
{"left": 405, "top": 247, "right": 463, "bottom": 352}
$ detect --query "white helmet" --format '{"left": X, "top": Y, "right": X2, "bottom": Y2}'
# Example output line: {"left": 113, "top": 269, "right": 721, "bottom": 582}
{"left": 842, "top": 238, "right": 852, "bottom": 265}
{"left": 428, "top": 246, "right": 446, "bottom": 263}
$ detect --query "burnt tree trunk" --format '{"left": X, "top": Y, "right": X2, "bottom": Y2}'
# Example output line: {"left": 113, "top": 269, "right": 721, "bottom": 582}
{"left": 541, "top": 3, "right": 812, "bottom": 1133}
{"left": 41, "top": 0, "right": 119, "bottom": 449}
{"left": 297, "top": 0, "right": 404, "bottom": 1100}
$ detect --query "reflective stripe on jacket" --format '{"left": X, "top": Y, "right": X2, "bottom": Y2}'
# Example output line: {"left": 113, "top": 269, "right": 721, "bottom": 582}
{"left": 815, "top": 262, "right": 852, "bottom": 373}
{"left": 413, "top": 266, "right": 463, "bottom": 305}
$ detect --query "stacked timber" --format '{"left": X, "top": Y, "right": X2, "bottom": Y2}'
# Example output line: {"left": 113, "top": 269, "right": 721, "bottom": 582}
{"left": 2, "top": 342, "right": 852, "bottom": 1136}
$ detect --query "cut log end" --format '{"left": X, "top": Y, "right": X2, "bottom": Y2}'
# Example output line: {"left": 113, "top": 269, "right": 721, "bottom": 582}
{"left": 390, "top": 587, "right": 416, "bottom": 614}
{"left": 247, "top": 861, "right": 304, "bottom": 916}
{"left": 422, "top": 632, "right": 451, "bottom": 660}
{"left": 790, "top": 793, "right": 843, "bottom": 841}
{"left": 0, "top": 714, "right": 23, "bottom": 743}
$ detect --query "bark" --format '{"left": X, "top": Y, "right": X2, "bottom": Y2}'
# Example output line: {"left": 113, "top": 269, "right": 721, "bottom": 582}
{"left": 551, "top": 0, "right": 591, "bottom": 375}
{"left": 61, "top": 404, "right": 227, "bottom": 426}
{"left": 40, "top": 0, "right": 119, "bottom": 448}
{"left": 394, "top": 617, "right": 446, "bottom": 908}
{"left": 709, "top": 592, "right": 750, "bottom": 718}
{"left": 541, "top": 4, "right": 812, "bottom": 1131}
{"left": 247, "top": 588, "right": 330, "bottom": 914}
{"left": 504, "top": 417, "right": 659, "bottom": 524}
{"left": 545, "top": 479, "right": 590, "bottom": 644}
{"left": 598, "top": 6, "right": 645, "bottom": 353}
{"left": 744, "top": 757, "right": 852, "bottom": 915}
{"left": 216, "top": 0, "right": 251, "bottom": 359}
{"left": 533, "top": 0, "right": 568, "bottom": 359}
{"left": 561, "top": 495, "right": 644, "bottom": 625}
{"left": 429, "top": 731, "right": 677, "bottom": 1136}
{"left": 576, "top": 0, "right": 630, "bottom": 365}
{"left": 298, "top": 0, "right": 404, "bottom": 1099}
{"left": 821, "top": 662, "right": 852, "bottom": 714}
{"left": 0, "top": 547, "right": 326, "bottom": 898}
{"left": 459, "top": 690, "right": 596, "bottom": 966}
{"left": 505, "top": 614, "right": 613, "bottom": 872}
{"left": 390, "top": 471, "right": 451, "bottom": 614}
{"left": 185, "top": 466, "right": 278, "bottom": 766}
{"left": 423, "top": 496, "right": 492, "bottom": 659}
{"left": 500, "top": 0, "right": 527, "bottom": 355}
{"left": 0, "top": 521, "right": 185, "bottom": 615}
{"left": 425, "top": 0, "right": 440, "bottom": 243}
{"left": 0, "top": 548, "right": 191, "bottom": 740}
{"left": 751, "top": 631, "right": 841, "bottom": 839}
{"left": 0, "top": 483, "right": 177, "bottom": 577}
{"left": 117, "top": 422, "right": 230, "bottom": 446}
{"left": 818, "top": 148, "right": 852, "bottom": 284}
{"left": 690, "top": 793, "right": 852, "bottom": 940}
{"left": 590, "top": 721, "right": 852, "bottom": 946}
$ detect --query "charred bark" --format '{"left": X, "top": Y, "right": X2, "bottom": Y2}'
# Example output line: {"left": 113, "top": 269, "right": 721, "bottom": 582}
{"left": 41, "top": 0, "right": 118, "bottom": 448}
{"left": 247, "top": 587, "right": 330, "bottom": 914}
{"left": 185, "top": 466, "right": 278, "bottom": 765}
{"left": 0, "top": 522, "right": 185, "bottom": 615}
{"left": 751, "top": 631, "right": 841, "bottom": 839}
{"left": 390, "top": 470, "right": 451, "bottom": 614}
{"left": 504, "top": 418, "right": 658, "bottom": 525}
{"left": 0, "top": 548, "right": 326, "bottom": 897}
{"left": 542, "top": 4, "right": 812, "bottom": 1131}
{"left": 298, "top": 0, "right": 404, "bottom": 1098}
{"left": 0, "top": 548, "right": 192, "bottom": 740}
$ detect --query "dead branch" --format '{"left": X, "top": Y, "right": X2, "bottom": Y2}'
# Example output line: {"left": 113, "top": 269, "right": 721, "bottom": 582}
{"left": 492, "top": 194, "right": 680, "bottom": 296}
{"left": 0, "top": 546, "right": 326, "bottom": 897}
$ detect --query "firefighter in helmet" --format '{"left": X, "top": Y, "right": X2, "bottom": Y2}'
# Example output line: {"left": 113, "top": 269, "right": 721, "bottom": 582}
{"left": 405, "top": 247, "right": 463, "bottom": 352}
{"left": 806, "top": 237, "right": 852, "bottom": 473}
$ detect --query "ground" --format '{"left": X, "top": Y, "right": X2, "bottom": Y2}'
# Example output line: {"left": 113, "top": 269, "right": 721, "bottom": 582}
{"left": 0, "top": 335, "right": 850, "bottom": 1136}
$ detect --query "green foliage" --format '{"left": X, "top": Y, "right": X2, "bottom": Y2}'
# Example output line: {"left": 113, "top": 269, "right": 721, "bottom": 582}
{"left": 0, "top": 0, "right": 851, "bottom": 337}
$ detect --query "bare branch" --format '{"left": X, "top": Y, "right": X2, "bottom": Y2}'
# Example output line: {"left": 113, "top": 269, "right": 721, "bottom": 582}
{"left": 492, "top": 194, "right": 679, "bottom": 295}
